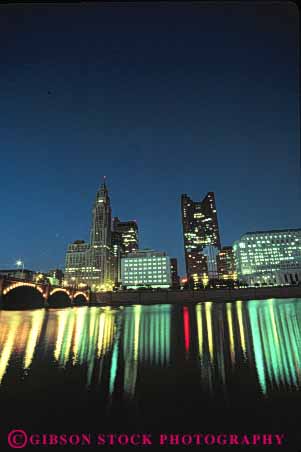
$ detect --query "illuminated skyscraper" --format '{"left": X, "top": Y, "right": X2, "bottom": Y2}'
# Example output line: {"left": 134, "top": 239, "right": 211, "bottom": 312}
{"left": 89, "top": 179, "right": 113, "bottom": 287}
{"left": 111, "top": 231, "right": 123, "bottom": 286}
{"left": 113, "top": 217, "right": 139, "bottom": 255}
{"left": 65, "top": 180, "right": 114, "bottom": 289}
{"left": 181, "top": 192, "right": 221, "bottom": 284}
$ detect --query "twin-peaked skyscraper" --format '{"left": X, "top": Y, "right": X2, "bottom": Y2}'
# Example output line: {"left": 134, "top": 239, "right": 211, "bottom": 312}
{"left": 181, "top": 192, "right": 221, "bottom": 285}
{"left": 65, "top": 180, "right": 139, "bottom": 290}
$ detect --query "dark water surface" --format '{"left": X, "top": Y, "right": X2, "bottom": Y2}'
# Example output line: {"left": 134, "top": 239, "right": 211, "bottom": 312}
{"left": 0, "top": 299, "right": 301, "bottom": 450}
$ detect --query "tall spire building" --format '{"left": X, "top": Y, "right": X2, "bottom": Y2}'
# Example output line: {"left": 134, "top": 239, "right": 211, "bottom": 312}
{"left": 65, "top": 179, "right": 114, "bottom": 289}
{"left": 181, "top": 192, "right": 221, "bottom": 285}
{"left": 89, "top": 179, "right": 113, "bottom": 286}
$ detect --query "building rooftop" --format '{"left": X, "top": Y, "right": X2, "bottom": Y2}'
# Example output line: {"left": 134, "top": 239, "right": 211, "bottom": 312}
{"left": 240, "top": 228, "right": 300, "bottom": 237}
{"left": 124, "top": 249, "right": 167, "bottom": 258}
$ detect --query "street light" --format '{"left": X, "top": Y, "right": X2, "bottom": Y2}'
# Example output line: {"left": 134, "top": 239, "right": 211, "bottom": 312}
{"left": 16, "top": 259, "right": 24, "bottom": 278}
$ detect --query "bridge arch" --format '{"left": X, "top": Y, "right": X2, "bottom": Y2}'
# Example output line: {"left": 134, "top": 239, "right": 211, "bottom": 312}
{"left": 2, "top": 283, "right": 45, "bottom": 309}
{"left": 48, "top": 288, "right": 72, "bottom": 307}
{"left": 73, "top": 291, "right": 89, "bottom": 304}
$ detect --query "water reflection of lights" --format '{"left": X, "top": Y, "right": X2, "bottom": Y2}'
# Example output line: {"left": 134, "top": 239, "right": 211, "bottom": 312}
{"left": 0, "top": 300, "right": 301, "bottom": 404}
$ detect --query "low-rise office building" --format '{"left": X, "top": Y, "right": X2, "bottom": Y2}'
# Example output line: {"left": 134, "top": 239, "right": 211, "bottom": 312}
{"left": 121, "top": 249, "right": 172, "bottom": 289}
{"left": 233, "top": 229, "right": 301, "bottom": 286}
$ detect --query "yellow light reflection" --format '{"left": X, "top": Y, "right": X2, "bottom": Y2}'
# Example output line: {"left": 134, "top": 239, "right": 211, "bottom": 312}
{"left": 24, "top": 310, "right": 45, "bottom": 369}
{"left": 73, "top": 307, "right": 87, "bottom": 365}
{"left": 196, "top": 304, "right": 203, "bottom": 359}
{"left": 0, "top": 317, "right": 21, "bottom": 384}
{"left": 236, "top": 300, "right": 246, "bottom": 357}
{"left": 54, "top": 310, "right": 69, "bottom": 362}
{"left": 205, "top": 302, "right": 213, "bottom": 361}
{"left": 226, "top": 303, "right": 235, "bottom": 364}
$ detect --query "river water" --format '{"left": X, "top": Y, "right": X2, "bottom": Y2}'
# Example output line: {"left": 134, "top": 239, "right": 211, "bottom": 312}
{"left": 0, "top": 299, "right": 300, "bottom": 450}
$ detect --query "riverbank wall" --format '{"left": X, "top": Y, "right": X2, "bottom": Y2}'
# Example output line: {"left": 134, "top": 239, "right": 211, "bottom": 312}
{"left": 92, "top": 286, "right": 301, "bottom": 306}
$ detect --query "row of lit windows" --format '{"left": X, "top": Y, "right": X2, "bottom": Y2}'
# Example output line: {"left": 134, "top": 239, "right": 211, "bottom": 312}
{"left": 239, "top": 248, "right": 300, "bottom": 255}
{"left": 124, "top": 273, "right": 168, "bottom": 278}
{"left": 241, "top": 243, "right": 299, "bottom": 249}
{"left": 124, "top": 259, "right": 167, "bottom": 263}
{"left": 124, "top": 262, "right": 167, "bottom": 268}
{"left": 239, "top": 254, "right": 300, "bottom": 262}
{"left": 124, "top": 257, "right": 166, "bottom": 261}
{"left": 245, "top": 234, "right": 299, "bottom": 239}
{"left": 124, "top": 279, "right": 168, "bottom": 283}
{"left": 124, "top": 269, "right": 168, "bottom": 274}
{"left": 124, "top": 265, "right": 167, "bottom": 270}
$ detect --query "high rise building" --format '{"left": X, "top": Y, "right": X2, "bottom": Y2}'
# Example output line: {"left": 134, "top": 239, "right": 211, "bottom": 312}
{"left": 113, "top": 217, "right": 139, "bottom": 255}
{"left": 64, "top": 240, "right": 91, "bottom": 284}
{"left": 89, "top": 180, "right": 113, "bottom": 287}
{"left": 65, "top": 180, "right": 114, "bottom": 290}
{"left": 216, "top": 246, "right": 236, "bottom": 280}
{"left": 233, "top": 229, "right": 301, "bottom": 286}
{"left": 181, "top": 192, "right": 221, "bottom": 285}
{"left": 111, "top": 231, "right": 123, "bottom": 286}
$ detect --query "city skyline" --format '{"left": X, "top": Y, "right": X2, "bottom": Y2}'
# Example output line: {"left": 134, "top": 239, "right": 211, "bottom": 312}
{"left": 0, "top": 3, "right": 299, "bottom": 275}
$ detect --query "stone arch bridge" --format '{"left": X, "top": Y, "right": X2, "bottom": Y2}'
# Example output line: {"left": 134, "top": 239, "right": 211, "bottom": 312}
{"left": 0, "top": 276, "right": 91, "bottom": 309}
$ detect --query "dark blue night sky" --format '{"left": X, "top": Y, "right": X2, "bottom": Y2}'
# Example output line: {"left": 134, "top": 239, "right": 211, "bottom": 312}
{"left": 0, "top": 3, "right": 299, "bottom": 275}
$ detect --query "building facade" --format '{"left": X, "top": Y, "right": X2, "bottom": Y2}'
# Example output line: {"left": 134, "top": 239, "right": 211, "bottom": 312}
{"left": 217, "top": 246, "right": 236, "bottom": 280}
{"left": 233, "top": 229, "right": 301, "bottom": 286}
{"left": 113, "top": 217, "right": 139, "bottom": 255}
{"left": 121, "top": 250, "right": 172, "bottom": 289}
{"left": 202, "top": 245, "right": 219, "bottom": 279}
{"left": 111, "top": 231, "right": 123, "bottom": 286}
{"left": 181, "top": 192, "right": 221, "bottom": 285}
{"left": 89, "top": 181, "right": 113, "bottom": 287}
{"left": 64, "top": 240, "right": 91, "bottom": 284}
{"left": 64, "top": 181, "right": 114, "bottom": 290}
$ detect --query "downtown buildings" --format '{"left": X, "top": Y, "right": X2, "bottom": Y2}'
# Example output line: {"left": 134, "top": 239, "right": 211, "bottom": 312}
{"left": 65, "top": 182, "right": 300, "bottom": 291}
{"left": 64, "top": 181, "right": 175, "bottom": 290}
{"left": 180, "top": 192, "right": 301, "bottom": 288}
{"left": 65, "top": 180, "right": 140, "bottom": 290}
